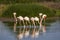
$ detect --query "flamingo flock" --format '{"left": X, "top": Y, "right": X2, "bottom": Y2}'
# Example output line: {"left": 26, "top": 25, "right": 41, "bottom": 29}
{"left": 13, "top": 12, "right": 47, "bottom": 39}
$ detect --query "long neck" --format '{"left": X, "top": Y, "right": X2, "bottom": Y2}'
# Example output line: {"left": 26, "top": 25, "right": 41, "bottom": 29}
{"left": 14, "top": 15, "right": 17, "bottom": 22}
{"left": 39, "top": 18, "right": 44, "bottom": 29}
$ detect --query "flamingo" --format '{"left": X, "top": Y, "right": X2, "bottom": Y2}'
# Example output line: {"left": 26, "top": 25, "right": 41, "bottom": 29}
{"left": 24, "top": 16, "right": 30, "bottom": 25}
{"left": 31, "top": 17, "right": 39, "bottom": 38}
{"left": 42, "top": 14, "right": 47, "bottom": 24}
{"left": 40, "top": 14, "right": 47, "bottom": 32}
{"left": 30, "top": 17, "right": 35, "bottom": 27}
{"left": 34, "top": 17, "right": 39, "bottom": 25}
{"left": 17, "top": 16, "right": 26, "bottom": 40}
{"left": 42, "top": 14, "right": 47, "bottom": 32}
{"left": 30, "top": 17, "right": 39, "bottom": 29}
{"left": 39, "top": 13, "right": 43, "bottom": 20}
{"left": 13, "top": 12, "right": 17, "bottom": 32}
{"left": 30, "top": 17, "right": 35, "bottom": 38}
{"left": 13, "top": 12, "right": 17, "bottom": 22}
{"left": 39, "top": 13, "right": 43, "bottom": 30}
{"left": 24, "top": 16, "right": 30, "bottom": 37}
{"left": 17, "top": 16, "right": 25, "bottom": 26}
{"left": 34, "top": 17, "right": 40, "bottom": 31}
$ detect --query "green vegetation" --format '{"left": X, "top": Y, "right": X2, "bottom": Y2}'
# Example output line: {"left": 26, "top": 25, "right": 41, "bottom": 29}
{"left": 56, "top": 10, "right": 60, "bottom": 17}
{"left": 0, "top": 0, "right": 60, "bottom": 4}
{"left": 0, "top": 0, "right": 60, "bottom": 18}
{"left": 2, "top": 3, "right": 56, "bottom": 18}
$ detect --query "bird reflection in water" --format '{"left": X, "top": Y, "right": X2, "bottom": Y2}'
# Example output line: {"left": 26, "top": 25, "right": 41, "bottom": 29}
{"left": 31, "top": 17, "right": 40, "bottom": 38}
{"left": 24, "top": 16, "right": 30, "bottom": 37}
{"left": 17, "top": 28, "right": 24, "bottom": 40}
{"left": 13, "top": 12, "right": 17, "bottom": 32}
{"left": 13, "top": 21, "right": 17, "bottom": 32}
{"left": 13, "top": 12, "right": 47, "bottom": 40}
{"left": 31, "top": 29, "right": 39, "bottom": 38}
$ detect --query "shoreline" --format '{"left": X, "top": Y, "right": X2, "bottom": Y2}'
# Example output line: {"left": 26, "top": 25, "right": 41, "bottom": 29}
{"left": 0, "top": 17, "right": 60, "bottom": 22}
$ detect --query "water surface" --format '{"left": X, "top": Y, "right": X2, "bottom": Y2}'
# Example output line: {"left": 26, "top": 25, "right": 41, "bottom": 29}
{"left": 0, "top": 20, "right": 60, "bottom": 40}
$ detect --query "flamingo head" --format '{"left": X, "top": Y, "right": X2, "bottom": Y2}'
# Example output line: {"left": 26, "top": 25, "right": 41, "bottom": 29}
{"left": 39, "top": 13, "right": 43, "bottom": 16}
{"left": 42, "top": 14, "right": 47, "bottom": 19}
{"left": 13, "top": 12, "right": 16, "bottom": 15}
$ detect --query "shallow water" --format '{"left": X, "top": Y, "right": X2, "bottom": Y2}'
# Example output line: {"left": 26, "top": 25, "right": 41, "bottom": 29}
{"left": 0, "top": 19, "right": 60, "bottom": 40}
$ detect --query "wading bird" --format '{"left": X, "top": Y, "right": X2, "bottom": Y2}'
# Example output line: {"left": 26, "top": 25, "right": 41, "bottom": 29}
{"left": 13, "top": 12, "right": 17, "bottom": 22}
{"left": 34, "top": 17, "right": 39, "bottom": 31}
{"left": 39, "top": 13, "right": 43, "bottom": 30}
{"left": 17, "top": 16, "right": 25, "bottom": 26}
{"left": 34, "top": 17, "right": 39, "bottom": 23}
{"left": 24, "top": 16, "right": 30, "bottom": 37}
{"left": 30, "top": 17, "right": 35, "bottom": 27}
{"left": 13, "top": 12, "right": 17, "bottom": 32}
{"left": 42, "top": 14, "right": 47, "bottom": 32}
{"left": 40, "top": 14, "right": 47, "bottom": 32}
{"left": 34, "top": 17, "right": 39, "bottom": 25}
{"left": 31, "top": 17, "right": 39, "bottom": 38}
{"left": 42, "top": 14, "right": 47, "bottom": 24}
{"left": 39, "top": 13, "right": 43, "bottom": 20}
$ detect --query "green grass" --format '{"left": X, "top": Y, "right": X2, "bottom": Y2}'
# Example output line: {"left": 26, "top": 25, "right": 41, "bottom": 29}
{"left": 2, "top": 3, "right": 56, "bottom": 18}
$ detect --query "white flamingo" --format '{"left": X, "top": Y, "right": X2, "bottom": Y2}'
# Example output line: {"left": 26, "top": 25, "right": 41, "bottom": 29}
{"left": 24, "top": 16, "right": 30, "bottom": 37}
{"left": 39, "top": 13, "right": 43, "bottom": 20}
{"left": 24, "top": 16, "right": 30, "bottom": 25}
{"left": 31, "top": 17, "right": 39, "bottom": 38}
{"left": 34, "top": 17, "right": 39, "bottom": 38}
{"left": 13, "top": 12, "right": 17, "bottom": 32}
{"left": 17, "top": 16, "right": 25, "bottom": 26}
{"left": 42, "top": 14, "right": 47, "bottom": 23}
{"left": 34, "top": 17, "right": 39, "bottom": 25}
{"left": 40, "top": 14, "right": 47, "bottom": 32}
{"left": 30, "top": 17, "right": 35, "bottom": 27}
{"left": 13, "top": 12, "right": 17, "bottom": 22}
{"left": 42, "top": 14, "right": 47, "bottom": 32}
{"left": 17, "top": 16, "right": 25, "bottom": 39}
{"left": 30, "top": 17, "right": 35, "bottom": 38}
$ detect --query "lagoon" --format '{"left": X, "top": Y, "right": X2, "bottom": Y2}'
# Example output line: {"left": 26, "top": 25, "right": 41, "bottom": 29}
{"left": 0, "top": 19, "right": 60, "bottom": 40}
